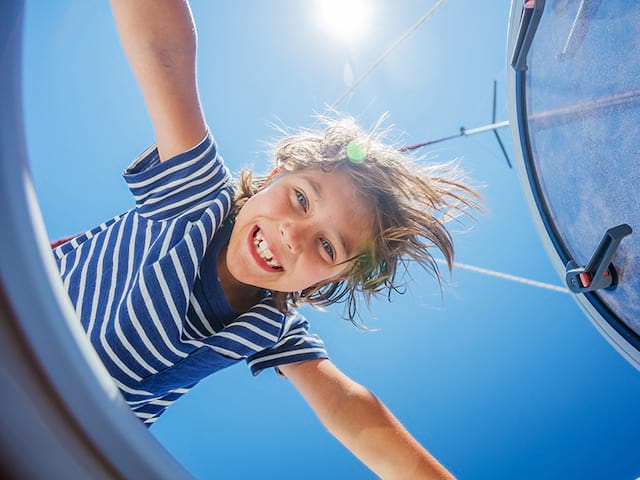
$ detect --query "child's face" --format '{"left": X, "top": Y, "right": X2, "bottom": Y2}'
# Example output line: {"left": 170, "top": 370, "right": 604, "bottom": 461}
{"left": 225, "top": 168, "right": 374, "bottom": 293}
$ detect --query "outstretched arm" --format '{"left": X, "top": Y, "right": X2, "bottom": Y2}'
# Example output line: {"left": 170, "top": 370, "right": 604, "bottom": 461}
{"left": 278, "top": 359, "right": 455, "bottom": 480}
{"left": 110, "top": 0, "right": 206, "bottom": 161}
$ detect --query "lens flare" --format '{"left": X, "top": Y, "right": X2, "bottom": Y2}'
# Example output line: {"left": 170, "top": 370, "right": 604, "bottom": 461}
{"left": 316, "top": 0, "right": 370, "bottom": 42}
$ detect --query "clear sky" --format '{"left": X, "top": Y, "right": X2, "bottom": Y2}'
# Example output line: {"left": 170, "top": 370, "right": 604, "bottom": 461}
{"left": 23, "top": 1, "right": 640, "bottom": 479}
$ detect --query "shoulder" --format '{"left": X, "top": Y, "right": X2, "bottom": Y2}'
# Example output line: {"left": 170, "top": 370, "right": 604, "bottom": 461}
{"left": 123, "top": 131, "right": 234, "bottom": 222}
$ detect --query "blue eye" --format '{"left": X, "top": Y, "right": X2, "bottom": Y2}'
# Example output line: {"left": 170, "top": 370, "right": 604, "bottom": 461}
{"left": 295, "top": 190, "right": 308, "bottom": 212}
{"left": 321, "top": 239, "right": 334, "bottom": 260}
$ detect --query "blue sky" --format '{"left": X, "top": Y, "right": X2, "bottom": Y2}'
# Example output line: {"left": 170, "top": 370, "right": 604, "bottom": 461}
{"left": 23, "top": 1, "right": 640, "bottom": 479}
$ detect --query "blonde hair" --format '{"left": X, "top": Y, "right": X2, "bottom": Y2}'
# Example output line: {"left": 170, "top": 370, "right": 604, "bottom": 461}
{"left": 234, "top": 114, "right": 480, "bottom": 325}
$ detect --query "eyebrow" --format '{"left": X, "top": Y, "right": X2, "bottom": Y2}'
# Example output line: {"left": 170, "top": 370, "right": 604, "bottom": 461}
{"left": 303, "top": 176, "right": 350, "bottom": 259}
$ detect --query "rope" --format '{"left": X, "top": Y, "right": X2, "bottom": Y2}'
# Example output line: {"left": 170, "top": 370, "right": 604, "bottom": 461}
{"left": 434, "top": 258, "right": 571, "bottom": 294}
{"left": 330, "top": 0, "right": 449, "bottom": 109}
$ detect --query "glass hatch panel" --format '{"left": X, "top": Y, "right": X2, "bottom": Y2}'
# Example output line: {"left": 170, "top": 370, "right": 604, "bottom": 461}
{"left": 523, "top": 1, "right": 640, "bottom": 334}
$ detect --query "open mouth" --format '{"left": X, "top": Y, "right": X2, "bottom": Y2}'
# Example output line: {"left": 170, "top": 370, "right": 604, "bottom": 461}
{"left": 252, "top": 227, "right": 283, "bottom": 271}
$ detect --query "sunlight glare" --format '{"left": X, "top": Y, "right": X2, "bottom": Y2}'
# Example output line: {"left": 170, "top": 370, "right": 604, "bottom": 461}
{"left": 316, "top": 0, "right": 370, "bottom": 42}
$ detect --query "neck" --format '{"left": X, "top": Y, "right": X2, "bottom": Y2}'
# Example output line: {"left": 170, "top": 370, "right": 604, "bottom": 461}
{"left": 217, "top": 245, "right": 262, "bottom": 312}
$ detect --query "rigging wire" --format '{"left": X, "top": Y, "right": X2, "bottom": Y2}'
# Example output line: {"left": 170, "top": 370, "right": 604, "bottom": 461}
{"left": 326, "top": 5, "right": 560, "bottom": 295}
{"left": 400, "top": 81, "right": 513, "bottom": 168}
{"left": 330, "top": 0, "right": 449, "bottom": 109}
{"left": 325, "top": 2, "right": 513, "bottom": 168}
{"left": 434, "top": 258, "right": 570, "bottom": 294}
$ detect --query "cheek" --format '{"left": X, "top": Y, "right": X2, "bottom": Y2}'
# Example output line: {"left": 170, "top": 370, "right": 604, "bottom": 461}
{"left": 242, "top": 188, "right": 289, "bottom": 219}
{"left": 298, "top": 256, "right": 339, "bottom": 285}
{"left": 225, "top": 232, "right": 248, "bottom": 277}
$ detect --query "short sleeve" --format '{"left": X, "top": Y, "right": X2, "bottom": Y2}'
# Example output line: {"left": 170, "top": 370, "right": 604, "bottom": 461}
{"left": 123, "top": 131, "right": 232, "bottom": 221}
{"left": 246, "top": 311, "right": 329, "bottom": 376}
{"left": 129, "top": 384, "right": 196, "bottom": 427}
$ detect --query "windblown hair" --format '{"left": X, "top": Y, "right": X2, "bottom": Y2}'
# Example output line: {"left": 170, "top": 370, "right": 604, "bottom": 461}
{"left": 234, "top": 114, "right": 480, "bottom": 325}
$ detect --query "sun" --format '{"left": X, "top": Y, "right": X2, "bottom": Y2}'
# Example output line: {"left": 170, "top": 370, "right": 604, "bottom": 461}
{"left": 316, "top": 0, "right": 370, "bottom": 42}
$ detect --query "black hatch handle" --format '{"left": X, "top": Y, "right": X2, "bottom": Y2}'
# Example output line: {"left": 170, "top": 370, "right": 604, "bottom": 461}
{"left": 565, "top": 224, "right": 633, "bottom": 293}
{"left": 510, "top": 0, "right": 546, "bottom": 71}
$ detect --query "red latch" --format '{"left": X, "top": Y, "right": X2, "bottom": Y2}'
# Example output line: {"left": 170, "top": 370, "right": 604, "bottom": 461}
{"left": 579, "top": 272, "right": 592, "bottom": 288}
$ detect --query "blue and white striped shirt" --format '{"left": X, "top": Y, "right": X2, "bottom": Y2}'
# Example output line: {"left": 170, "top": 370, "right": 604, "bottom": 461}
{"left": 54, "top": 133, "right": 328, "bottom": 425}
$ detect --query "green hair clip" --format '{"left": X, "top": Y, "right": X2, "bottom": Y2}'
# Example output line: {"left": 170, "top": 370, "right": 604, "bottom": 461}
{"left": 346, "top": 140, "right": 367, "bottom": 163}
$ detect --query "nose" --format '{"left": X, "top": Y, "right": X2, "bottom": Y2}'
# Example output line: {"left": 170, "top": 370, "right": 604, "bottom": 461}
{"left": 280, "top": 221, "right": 306, "bottom": 254}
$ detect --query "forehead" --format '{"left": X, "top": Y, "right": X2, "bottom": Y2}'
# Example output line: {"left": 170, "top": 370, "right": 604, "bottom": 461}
{"left": 289, "top": 168, "right": 374, "bottom": 256}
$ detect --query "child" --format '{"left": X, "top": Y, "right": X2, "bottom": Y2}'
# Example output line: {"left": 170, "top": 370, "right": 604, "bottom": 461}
{"left": 53, "top": 1, "right": 478, "bottom": 478}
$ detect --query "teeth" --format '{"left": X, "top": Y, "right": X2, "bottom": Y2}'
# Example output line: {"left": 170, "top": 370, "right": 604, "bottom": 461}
{"left": 253, "top": 229, "right": 282, "bottom": 269}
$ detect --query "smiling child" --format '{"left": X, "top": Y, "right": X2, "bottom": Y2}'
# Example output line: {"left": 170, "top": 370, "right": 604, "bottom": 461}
{"left": 52, "top": 1, "right": 479, "bottom": 478}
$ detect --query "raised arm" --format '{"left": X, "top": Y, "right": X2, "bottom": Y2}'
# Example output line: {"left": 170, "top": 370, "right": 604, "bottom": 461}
{"left": 110, "top": 0, "right": 207, "bottom": 161}
{"left": 278, "top": 359, "right": 455, "bottom": 480}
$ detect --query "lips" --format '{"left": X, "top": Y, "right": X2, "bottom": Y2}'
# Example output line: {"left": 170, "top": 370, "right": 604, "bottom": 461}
{"left": 249, "top": 226, "right": 283, "bottom": 272}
